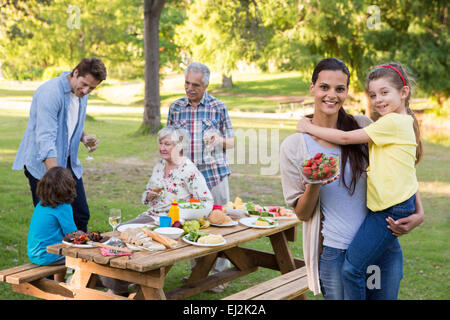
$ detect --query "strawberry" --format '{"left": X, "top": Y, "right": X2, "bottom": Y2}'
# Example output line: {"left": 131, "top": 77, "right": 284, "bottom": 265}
{"left": 313, "top": 152, "right": 322, "bottom": 160}
{"left": 303, "top": 168, "right": 312, "bottom": 177}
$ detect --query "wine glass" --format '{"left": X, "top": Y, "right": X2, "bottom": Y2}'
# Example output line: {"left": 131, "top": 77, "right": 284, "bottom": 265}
{"left": 203, "top": 128, "right": 219, "bottom": 164}
{"left": 85, "top": 135, "right": 97, "bottom": 160}
{"left": 109, "top": 209, "right": 122, "bottom": 231}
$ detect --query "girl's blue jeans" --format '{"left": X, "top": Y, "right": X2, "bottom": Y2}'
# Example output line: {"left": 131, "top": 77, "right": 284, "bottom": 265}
{"left": 341, "top": 194, "right": 416, "bottom": 300}
{"left": 319, "top": 239, "right": 403, "bottom": 300}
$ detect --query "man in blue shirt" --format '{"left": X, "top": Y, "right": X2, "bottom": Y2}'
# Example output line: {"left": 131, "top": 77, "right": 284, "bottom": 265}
{"left": 13, "top": 58, "right": 107, "bottom": 232}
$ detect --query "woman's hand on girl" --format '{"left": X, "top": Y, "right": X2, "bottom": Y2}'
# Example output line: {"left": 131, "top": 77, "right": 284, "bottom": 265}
{"left": 386, "top": 213, "right": 424, "bottom": 237}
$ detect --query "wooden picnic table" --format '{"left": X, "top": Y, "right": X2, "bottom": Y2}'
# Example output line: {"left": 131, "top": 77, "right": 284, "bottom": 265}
{"left": 42, "top": 217, "right": 303, "bottom": 300}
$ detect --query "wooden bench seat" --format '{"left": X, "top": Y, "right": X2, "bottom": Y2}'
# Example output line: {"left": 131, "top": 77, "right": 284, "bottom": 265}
{"left": 0, "top": 263, "right": 66, "bottom": 285}
{"left": 222, "top": 266, "right": 309, "bottom": 300}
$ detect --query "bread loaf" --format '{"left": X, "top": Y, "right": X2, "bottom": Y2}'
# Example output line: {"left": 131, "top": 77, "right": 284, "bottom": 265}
{"left": 209, "top": 209, "right": 226, "bottom": 224}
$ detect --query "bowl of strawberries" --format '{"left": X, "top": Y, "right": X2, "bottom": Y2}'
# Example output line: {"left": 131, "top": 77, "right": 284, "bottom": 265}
{"left": 299, "top": 152, "right": 339, "bottom": 184}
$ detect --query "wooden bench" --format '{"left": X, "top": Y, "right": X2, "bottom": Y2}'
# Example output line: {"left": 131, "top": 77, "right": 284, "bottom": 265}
{"left": 0, "top": 263, "right": 69, "bottom": 299}
{"left": 0, "top": 263, "right": 67, "bottom": 285}
{"left": 0, "top": 263, "right": 134, "bottom": 300}
{"left": 222, "top": 266, "right": 309, "bottom": 300}
{"left": 278, "top": 99, "right": 305, "bottom": 113}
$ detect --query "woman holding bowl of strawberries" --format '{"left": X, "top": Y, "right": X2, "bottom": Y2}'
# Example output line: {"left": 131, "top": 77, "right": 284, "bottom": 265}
{"left": 280, "top": 57, "right": 424, "bottom": 300}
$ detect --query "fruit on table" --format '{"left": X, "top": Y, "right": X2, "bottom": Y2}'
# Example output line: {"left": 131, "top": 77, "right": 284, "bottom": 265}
{"left": 172, "top": 220, "right": 183, "bottom": 229}
{"left": 182, "top": 220, "right": 200, "bottom": 234}
{"left": 302, "top": 152, "right": 338, "bottom": 181}
{"left": 198, "top": 217, "right": 210, "bottom": 229}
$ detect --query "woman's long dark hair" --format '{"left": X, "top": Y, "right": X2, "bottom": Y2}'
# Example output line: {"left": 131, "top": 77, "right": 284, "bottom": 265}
{"left": 312, "top": 58, "right": 369, "bottom": 194}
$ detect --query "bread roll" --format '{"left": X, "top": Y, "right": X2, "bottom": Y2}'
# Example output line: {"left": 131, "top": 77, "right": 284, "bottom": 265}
{"left": 209, "top": 209, "right": 226, "bottom": 224}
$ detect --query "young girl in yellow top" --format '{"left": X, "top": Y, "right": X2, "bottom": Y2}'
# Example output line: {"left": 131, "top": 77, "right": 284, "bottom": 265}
{"left": 297, "top": 62, "right": 423, "bottom": 299}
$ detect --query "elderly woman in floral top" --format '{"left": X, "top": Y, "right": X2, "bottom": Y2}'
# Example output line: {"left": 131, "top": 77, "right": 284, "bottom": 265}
{"left": 141, "top": 126, "right": 213, "bottom": 217}
{"left": 100, "top": 127, "right": 213, "bottom": 295}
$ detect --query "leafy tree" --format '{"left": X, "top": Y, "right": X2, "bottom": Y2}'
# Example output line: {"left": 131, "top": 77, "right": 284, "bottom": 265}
{"left": 175, "top": 0, "right": 268, "bottom": 88}
{"left": 267, "top": 0, "right": 449, "bottom": 116}
{"left": 0, "top": 0, "right": 185, "bottom": 80}
{"left": 365, "top": 0, "right": 449, "bottom": 106}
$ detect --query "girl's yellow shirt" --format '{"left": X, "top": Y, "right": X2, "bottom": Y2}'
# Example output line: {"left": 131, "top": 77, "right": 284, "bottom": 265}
{"left": 363, "top": 113, "right": 418, "bottom": 211}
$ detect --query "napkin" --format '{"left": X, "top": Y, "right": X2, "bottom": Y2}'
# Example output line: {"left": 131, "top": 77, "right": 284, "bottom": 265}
{"left": 99, "top": 247, "right": 132, "bottom": 257}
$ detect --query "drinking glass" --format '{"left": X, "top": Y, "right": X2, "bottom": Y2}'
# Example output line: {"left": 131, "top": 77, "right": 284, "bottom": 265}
{"left": 85, "top": 135, "right": 97, "bottom": 160}
{"left": 109, "top": 209, "right": 122, "bottom": 231}
{"left": 203, "top": 128, "right": 218, "bottom": 164}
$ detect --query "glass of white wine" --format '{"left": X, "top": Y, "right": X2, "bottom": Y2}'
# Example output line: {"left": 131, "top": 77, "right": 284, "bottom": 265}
{"left": 85, "top": 135, "right": 97, "bottom": 160}
{"left": 109, "top": 208, "right": 122, "bottom": 231}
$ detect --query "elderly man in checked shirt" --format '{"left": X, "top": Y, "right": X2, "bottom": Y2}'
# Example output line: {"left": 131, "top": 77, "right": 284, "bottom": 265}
{"left": 167, "top": 62, "right": 235, "bottom": 292}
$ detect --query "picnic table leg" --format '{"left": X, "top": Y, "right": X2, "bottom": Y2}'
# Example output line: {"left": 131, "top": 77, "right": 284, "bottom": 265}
{"left": 269, "top": 231, "right": 296, "bottom": 274}
{"left": 186, "top": 253, "right": 218, "bottom": 284}
{"left": 269, "top": 230, "right": 307, "bottom": 300}
{"left": 70, "top": 267, "right": 94, "bottom": 288}
{"left": 64, "top": 257, "right": 167, "bottom": 300}
{"left": 134, "top": 285, "right": 166, "bottom": 300}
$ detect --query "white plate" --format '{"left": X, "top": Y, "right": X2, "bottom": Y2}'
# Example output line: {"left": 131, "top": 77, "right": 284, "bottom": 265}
{"left": 62, "top": 237, "right": 114, "bottom": 248}
{"left": 116, "top": 223, "right": 151, "bottom": 232}
{"left": 182, "top": 235, "right": 227, "bottom": 247}
{"left": 239, "top": 217, "right": 279, "bottom": 229}
{"left": 62, "top": 240, "right": 95, "bottom": 248}
{"left": 271, "top": 215, "right": 298, "bottom": 220}
{"left": 210, "top": 220, "right": 238, "bottom": 227}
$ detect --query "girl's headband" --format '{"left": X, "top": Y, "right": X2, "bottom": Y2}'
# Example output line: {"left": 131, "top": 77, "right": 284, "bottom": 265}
{"left": 380, "top": 65, "right": 406, "bottom": 86}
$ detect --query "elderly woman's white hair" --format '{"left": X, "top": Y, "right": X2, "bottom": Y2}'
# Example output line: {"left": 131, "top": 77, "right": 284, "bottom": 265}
{"left": 157, "top": 126, "right": 190, "bottom": 156}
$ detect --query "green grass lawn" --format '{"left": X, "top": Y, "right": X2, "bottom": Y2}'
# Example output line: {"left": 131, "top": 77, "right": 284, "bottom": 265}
{"left": 0, "top": 75, "right": 449, "bottom": 300}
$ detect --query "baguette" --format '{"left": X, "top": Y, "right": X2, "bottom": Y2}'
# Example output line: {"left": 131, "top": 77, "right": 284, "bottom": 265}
{"left": 141, "top": 228, "right": 177, "bottom": 248}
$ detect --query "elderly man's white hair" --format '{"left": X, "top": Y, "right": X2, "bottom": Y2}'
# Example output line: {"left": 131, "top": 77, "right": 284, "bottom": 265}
{"left": 157, "top": 126, "right": 190, "bottom": 154}
{"left": 185, "top": 62, "right": 210, "bottom": 86}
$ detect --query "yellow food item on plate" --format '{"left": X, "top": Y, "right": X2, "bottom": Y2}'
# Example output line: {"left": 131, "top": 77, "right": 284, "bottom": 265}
{"left": 234, "top": 197, "right": 243, "bottom": 207}
{"left": 226, "top": 201, "right": 235, "bottom": 209}
{"left": 198, "top": 234, "right": 225, "bottom": 244}
{"left": 254, "top": 220, "right": 269, "bottom": 226}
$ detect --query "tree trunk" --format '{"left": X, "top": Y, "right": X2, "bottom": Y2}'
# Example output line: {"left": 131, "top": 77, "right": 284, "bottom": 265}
{"left": 220, "top": 74, "right": 233, "bottom": 88}
{"left": 140, "top": 0, "right": 166, "bottom": 135}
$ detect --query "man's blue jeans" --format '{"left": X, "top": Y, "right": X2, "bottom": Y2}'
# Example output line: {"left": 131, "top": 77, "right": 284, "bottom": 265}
{"left": 342, "top": 194, "right": 416, "bottom": 300}
{"left": 319, "top": 240, "right": 403, "bottom": 300}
